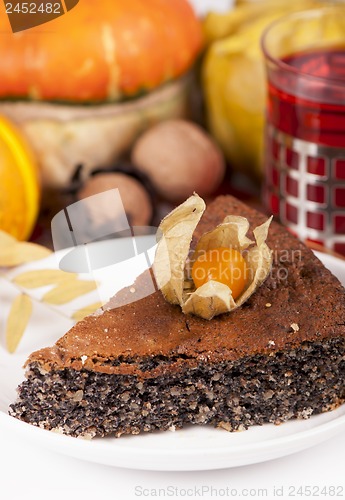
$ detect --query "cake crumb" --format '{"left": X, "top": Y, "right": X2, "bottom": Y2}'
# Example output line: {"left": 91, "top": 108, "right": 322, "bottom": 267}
{"left": 265, "top": 303, "right": 272, "bottom": 308}
{"left": 104, "top": 328, "right": 108, "bottom": 333}
{"left": 51, "top": 427, "right": 65, "bottom": 435}
{"left": 130, "top": 287, "right": 136, "bottom": 293}
{"left": 218, "top": 421, "right": 232, "bottom": 432}
{"left": 290, "top": 323, "right": 300, "bottom": 332}
{"left": 72, "top": 390, "right": 84, "bottom": 402}
{"left": 268, "top": 340, "right": 275, "bottom": 347}
{"left": 168, "top": 425, "right": 176, "bottom": 432}
{"left": 81, "top": 355, "right": 88, "bottom": 365}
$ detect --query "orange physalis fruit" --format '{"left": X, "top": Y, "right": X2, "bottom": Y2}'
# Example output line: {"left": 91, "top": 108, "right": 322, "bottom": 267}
{"left": 192, "top": 247, "right": 248, "bottom": 300}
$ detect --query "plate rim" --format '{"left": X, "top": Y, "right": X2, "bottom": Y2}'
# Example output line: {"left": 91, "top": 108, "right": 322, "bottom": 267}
{"left": 1, "top": 405, "right": 345, "bottom": 470}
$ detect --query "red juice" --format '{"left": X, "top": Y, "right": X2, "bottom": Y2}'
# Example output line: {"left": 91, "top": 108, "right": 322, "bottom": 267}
{"left": 267, "top": 46, "right": 345, "bottom": 148}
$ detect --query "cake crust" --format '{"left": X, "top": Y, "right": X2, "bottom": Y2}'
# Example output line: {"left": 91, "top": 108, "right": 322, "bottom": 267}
{"left": 27, "top": 195, "right": 345, "bottom": 377}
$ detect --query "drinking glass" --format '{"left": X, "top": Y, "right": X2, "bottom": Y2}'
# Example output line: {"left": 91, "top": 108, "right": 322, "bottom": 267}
{"left": 262, "top": 7, "right": 345, "bottom": 254}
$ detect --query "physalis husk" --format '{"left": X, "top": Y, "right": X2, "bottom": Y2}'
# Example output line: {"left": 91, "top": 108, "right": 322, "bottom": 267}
{"left": 154, "top": 194, "right": 272, "bottom": 320}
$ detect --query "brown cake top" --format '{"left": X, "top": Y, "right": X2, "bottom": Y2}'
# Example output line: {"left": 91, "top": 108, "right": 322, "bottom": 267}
{"left": 28, "top": 196, "right": 345, "bottom": 377}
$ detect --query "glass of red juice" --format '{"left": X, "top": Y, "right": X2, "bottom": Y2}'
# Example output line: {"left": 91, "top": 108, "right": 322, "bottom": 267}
{"left": 261, "top": 7, "right": 345, "bottom": 255}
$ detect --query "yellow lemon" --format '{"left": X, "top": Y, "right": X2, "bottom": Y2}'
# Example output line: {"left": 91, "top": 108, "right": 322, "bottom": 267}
{"left": 0, "top": 116, "right": 40, "bottom": 240}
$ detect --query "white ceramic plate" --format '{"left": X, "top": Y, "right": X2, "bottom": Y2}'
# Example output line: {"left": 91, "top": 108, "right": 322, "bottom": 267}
{"left": 0, "top": 247, "right": 344, "bottom": 471}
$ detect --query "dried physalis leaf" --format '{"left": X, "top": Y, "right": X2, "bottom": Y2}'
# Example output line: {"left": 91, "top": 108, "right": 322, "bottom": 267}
{"left": 183, "top": 280, "right": 233, "bottom": 318}
{"left": 0, "top": 229, "right": 16, "bottom": 247}
{"left": 6, "top": 294, "right": 33, "bottom": 353}
{"left": 0, "top": 230, "right": 17, "bottom": 266}
{"left": 235, "top": 217, "right": 273, "bottom": 308}
{"left": 42, "top": 279, "right": 98, "bottom": 305}
{"left": 154, "top": 195, "right": 273, "bottom": 320}
{"left": 72, "top": 302, "right": 104, "bottom": 322}
{"left": 154, "top": 193, "right": 206, "bottom": 305}
{"left": 13, "top": 269, "right": 78, "bottom": 289}
{"left": 193, "top": 216, "right": 252, "bottom": 256}
{"left": 0, "top": 242, "right": 51, "bottom": 267}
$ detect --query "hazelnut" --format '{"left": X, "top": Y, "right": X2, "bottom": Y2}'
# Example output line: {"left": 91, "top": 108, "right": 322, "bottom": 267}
{"left": 77, "top": 172, "right": 153, "bottom": 228}
{"left": 131, "top": 120, "right": 225, "bottom": 203}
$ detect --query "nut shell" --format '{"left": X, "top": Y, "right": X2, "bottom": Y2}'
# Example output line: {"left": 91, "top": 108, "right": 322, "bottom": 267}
{"left": 78, "top": 173, "right": 153, "bottom": 227}
{"left": 132, "top": 120, "right": 226, "bottom": 202}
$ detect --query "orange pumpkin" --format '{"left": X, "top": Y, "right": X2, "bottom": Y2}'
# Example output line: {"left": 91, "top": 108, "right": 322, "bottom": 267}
{"left": 0, "top": 0, "right": 203, "bottom": 102}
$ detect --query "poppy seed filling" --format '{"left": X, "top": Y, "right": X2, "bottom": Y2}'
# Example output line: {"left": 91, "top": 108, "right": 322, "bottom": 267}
{"left": 10, "top": 338, "right": 345, "bottom": 438}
